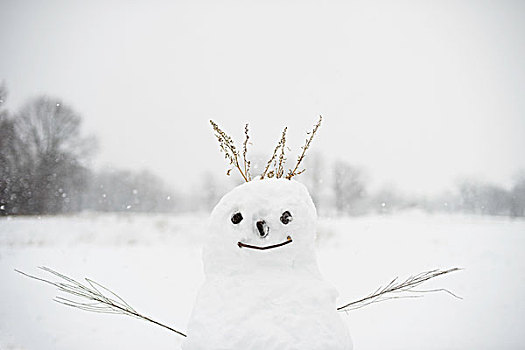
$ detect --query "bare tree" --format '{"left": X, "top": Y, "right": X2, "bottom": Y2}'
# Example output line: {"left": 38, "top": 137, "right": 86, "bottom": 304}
{"left": 457, "top": 180, "right": 513, "bottom": 216}
{"left": 0, "top": 84, "right": 14, "bottom": 215}
{"left": 458, "top": 180, "right": 481, "bottom": 214}
{"left": 510, "top": 173, "right": 525, "bottom": 217}
{"left": 0, "top": 84, "right": 31, "bottom": 215}
{"left": 13, "top": 96, "right": 95, "bottom": 214}
{"left": 478, "top": 185, "right": 511, "bottom": 216}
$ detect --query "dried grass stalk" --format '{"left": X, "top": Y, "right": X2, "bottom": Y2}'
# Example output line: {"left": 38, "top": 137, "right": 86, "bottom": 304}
{"left": 286, "top": 116, "right": 322, "bottom": 180}
{"left": 210, "top": 120, "right": 249, "bottom": 182}
{"left": 16, "top": 267, "right": 187, "bottom": 337}
{"left": 276, "top": 127, "right": 288, "bottom": 179}
{"left": 337, "top": 267, "right": 462, "bottom": 312}
{"left": 242, "top": 123, "right": 252, "bottom": 181}
{"left": 260, "top": 127, "right": 287, "bottom": 179}
{"left": 211, "top": 117, "right": 323, "bottom": 181}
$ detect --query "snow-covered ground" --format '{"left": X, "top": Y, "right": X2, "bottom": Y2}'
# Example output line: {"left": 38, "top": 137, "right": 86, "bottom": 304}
{"left": 0, "top": 212, "right": 524, "bottom": 350}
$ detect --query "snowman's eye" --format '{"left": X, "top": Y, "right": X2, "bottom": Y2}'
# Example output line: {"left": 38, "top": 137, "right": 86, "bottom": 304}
{"left": 280, "top": 211, "right": 293, "bottom": 225}
{"left": 231, "top": 212, "right": 243, "bottom": 224}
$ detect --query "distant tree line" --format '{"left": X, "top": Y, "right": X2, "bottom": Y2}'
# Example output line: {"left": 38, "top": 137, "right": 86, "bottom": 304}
{"left": 202, "top": 153, "right": 525, "bottom": 218}
{"left": 1, "top": 83, "right": 524, "bottom": 217}
{"left": 0, "top": 84, "right": 175, "bottom": 216}
{"left": 301, "top": 156, "right": 525, "bottom": 218}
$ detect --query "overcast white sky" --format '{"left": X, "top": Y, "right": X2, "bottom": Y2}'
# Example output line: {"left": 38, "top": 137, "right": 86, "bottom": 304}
{"left": 1, "top": 0, "right": 524, "bottom": 195}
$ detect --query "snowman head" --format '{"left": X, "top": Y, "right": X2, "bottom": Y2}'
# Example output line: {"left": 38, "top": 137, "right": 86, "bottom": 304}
{"left": 205, "top": 118, "right": 323, "bottom": 276}
{"left": 203, "top": 178, "right": 319, "bottom": 276}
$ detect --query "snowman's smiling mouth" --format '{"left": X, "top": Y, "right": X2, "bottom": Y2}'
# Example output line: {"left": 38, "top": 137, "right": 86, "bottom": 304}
{"left": 237, "top": 236, "right": 292, "bottom": 250}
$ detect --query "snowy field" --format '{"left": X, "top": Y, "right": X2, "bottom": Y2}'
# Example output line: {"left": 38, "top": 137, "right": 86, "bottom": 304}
{"left": 0, "top": 212, "right": 524, "bottom": 350}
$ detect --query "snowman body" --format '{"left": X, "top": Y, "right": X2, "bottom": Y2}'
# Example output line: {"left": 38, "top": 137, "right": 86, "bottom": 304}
{"left": 183, "top": 179, "right": 352, "bottom": 350}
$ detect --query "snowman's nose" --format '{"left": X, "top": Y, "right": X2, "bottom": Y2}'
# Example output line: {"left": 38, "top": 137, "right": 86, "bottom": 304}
{"left": 256, "top": 220, "right": 269, "bottom": 238}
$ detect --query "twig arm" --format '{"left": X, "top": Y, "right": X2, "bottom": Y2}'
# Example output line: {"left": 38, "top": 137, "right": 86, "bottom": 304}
{"left": 337, "top": 267, "right": 462, "bottom": 312}
{"left": 15, "top": 267, "right": 187, "bottom": 338}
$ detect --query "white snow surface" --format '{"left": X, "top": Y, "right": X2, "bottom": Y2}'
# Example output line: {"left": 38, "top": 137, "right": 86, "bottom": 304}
{"left": 183, "top": 179, "right": 352, "bottom": 349}
{"left": 0, "top": 210, "right": 524, "bottom": 349}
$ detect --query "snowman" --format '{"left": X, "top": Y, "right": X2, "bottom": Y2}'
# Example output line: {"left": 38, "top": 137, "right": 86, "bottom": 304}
{"left": 182, "top": 118, "right": 353, "bottom": 349}
{"left": 17, "top": 118, "right": 459, "bottom": 349}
